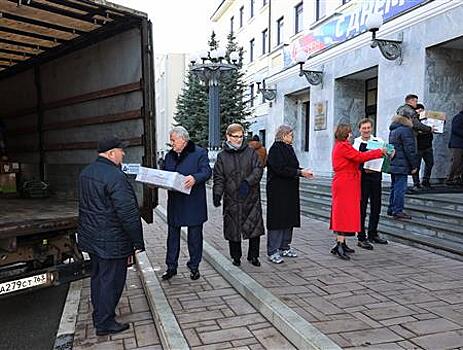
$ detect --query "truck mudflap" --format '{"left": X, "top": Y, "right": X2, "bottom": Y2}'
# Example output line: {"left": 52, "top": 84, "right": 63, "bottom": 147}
{"left": 0, "top": 260, "right": 91, "bottom": 299}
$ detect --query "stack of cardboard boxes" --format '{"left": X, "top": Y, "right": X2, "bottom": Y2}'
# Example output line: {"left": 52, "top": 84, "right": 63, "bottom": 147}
{"left": 0, "top": 161, "right": 20, "bottom": 194}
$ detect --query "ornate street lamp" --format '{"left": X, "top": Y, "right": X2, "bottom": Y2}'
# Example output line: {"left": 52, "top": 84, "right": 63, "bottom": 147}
{"left": 254, "top": 73, "right": 277, "bottom": 101}
{"left": 295, "top": 51, "right": 323, "bottom": 86}
{"left": 365, "top": 13, "right": 402, "bottom": 61}
{"left": 189, "top": 48, "right": 240, "bottom": 152}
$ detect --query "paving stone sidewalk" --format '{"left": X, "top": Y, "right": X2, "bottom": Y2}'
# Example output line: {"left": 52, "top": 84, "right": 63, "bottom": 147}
{"left": 73, "top": 267, "right": 162, "bottom": 350}
{"left": 162, "top": 190, "right": 463, "bottom": 350}
{"left": 143, "top": 209, "right": 296, "bottom": 350}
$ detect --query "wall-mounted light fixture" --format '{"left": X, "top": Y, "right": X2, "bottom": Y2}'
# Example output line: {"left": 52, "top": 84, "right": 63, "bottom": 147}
{"left": 365, "top": 13, "right": 402, "bottom": 61}
{"left": 254, "top": 73, "right": 277, "bottom": 101}
{"left": 295, "top": 51, "right": 323, "bottom": 86}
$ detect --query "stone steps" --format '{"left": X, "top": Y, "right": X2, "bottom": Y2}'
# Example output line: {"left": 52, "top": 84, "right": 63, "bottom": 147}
{"left": 261, "top": 178, "right": 463, "bottom": 259}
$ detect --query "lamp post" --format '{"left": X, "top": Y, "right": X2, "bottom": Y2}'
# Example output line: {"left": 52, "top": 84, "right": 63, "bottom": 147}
{"left": 254, "top": 73, "right": 277, "bottom": 101}
{"left": 189, "top": 48, "right": 240, "bottom": 155}
{"left": 295, "top": 51, "right": 323, "bottom": 86}
{"left": 365, "top": 13, "right": 402, "bottom": 61}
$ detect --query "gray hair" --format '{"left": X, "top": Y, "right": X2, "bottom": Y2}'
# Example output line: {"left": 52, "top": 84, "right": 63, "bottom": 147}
{"left": 275, "top": 125, "right": 293, "bottom": 142}
{"left": 169, "top": 126, "right": 189, "bottom": 140}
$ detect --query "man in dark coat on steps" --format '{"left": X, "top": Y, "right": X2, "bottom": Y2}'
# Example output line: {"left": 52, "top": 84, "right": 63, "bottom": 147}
{"left": 161, "top": 126, "right": 212, "bottom": 281}
{"left": 446, "top": 109, "right": 463, "bottom": 186}
{"left": 388, "top": 116, "right": 419, "bottom": 220}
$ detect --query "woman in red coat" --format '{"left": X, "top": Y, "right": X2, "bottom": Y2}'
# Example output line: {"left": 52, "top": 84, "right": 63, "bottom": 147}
{"left": 330, "top": 124, "right": 385, "bottom": 260}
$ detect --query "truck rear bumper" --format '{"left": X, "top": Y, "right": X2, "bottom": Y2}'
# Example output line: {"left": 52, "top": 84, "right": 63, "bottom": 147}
{"left": 0, "top": 260, "right": 91, "bottom": 298}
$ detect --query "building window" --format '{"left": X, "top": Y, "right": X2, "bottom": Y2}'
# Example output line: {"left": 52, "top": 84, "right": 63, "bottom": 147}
{"left": 316, "top": 0, "right": 326, "bottom": 21}
{"left": 230, "top": 16, "right": 234, "bottom": 33}
{"left": 295, "top": 2, "right": 303, "bottom": 34}
{"left": 262, "top": 0, "right": 267, "bottom": 6}
{"left": 276, "top": 17, "right": 284, "bottom": 46}
{"left": 365, "top": 77, "right": 378, "bottom": 131}
{"left": 250, "top": 84, "right": 255, "bottom": 107}
{"left": 250, "top": 0, "right": 255, "bottom": 18}
{"left": 262, "top": 28, "right": 268, "bottom": 55}
{"left": 239, "top": 6, "right": 244, "bottom": 27}
{"left": 259, "top": 129, "right": 266, "bottom": 147}
{"left": 249, "top": 38, "right": 255, "bottom": 62}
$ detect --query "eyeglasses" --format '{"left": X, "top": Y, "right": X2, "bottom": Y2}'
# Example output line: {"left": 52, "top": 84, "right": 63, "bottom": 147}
{"left": 229, "top": 134, "right": 244, "bottom": 139}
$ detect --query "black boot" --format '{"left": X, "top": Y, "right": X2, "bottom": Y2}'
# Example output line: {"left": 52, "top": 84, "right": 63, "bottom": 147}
{"left": 330, "top": 242, "right": 350, "bottom": 260}
{"left": 342, "top": 241, "right": 355, "bottom": 253}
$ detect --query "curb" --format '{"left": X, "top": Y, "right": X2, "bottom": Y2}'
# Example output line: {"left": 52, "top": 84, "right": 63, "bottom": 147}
{"left": 53, "top": 279, "right": 83, "bottom": 350}
{"left": 155, "top": 205, "right": 341, "bottom": 350}
{"left": 136, "top": 250, "right": 189, "bottom": 350}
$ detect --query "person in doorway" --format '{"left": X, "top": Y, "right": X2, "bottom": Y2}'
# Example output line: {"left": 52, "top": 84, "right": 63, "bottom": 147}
{"left": 77, "top": 137, "right": 145, "bottom": 336}
{"left": 248, "top": 134, "right": 267, "bottom": 167}
{"left": 330, "top": 123, "right": 385, "bottom": 260}
{"left": 266, "top": 125, "right": 314, "bottom": 264}
{"left": 412, "top": 103, "right": 434, "bottom": 189}
{"left": 213, "top": 124, "right": 265, "bottom": 267}
{"left": 353, "top": 118, "right": 388, "bottom": 250}
{"left": 388, "top": 115, "right": 419, "bottom": 219}
{"left": 446, "top": 108, "right": 463, "bottom": 186}
{"left": 161, "top": 126, "right": 212, "bottom": 281}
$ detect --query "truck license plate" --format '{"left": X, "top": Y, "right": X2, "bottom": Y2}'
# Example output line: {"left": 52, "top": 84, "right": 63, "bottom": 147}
{"left": 0, "top": 273, "right": 48, "bottom": 296}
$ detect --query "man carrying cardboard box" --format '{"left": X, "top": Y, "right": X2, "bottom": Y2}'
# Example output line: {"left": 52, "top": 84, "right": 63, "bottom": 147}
{"left": 161, "top": 126, "right": 212, "bottom": 281}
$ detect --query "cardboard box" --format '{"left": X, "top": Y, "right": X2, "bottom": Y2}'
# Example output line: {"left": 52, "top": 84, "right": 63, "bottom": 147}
{"left": 419, "top": 110, "right": 446, "bottom": 134}
{"left": 135, "top": 166, "right": 191, "bottom": 195}
{"left": 0, "top": 162, "right": 20, "bottom": 174}
{"left": 0, "top": 173, "right": 17, "bottom": 193}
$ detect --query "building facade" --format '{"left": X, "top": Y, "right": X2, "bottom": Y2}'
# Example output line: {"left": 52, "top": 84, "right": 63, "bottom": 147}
{"left": 155, "top": 53, "right": 187, "bottom": 156}
{"left": 211, "top": 0, "right": 463, "bottom": 179}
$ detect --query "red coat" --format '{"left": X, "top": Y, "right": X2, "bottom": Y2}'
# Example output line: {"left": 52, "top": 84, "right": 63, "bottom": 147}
{"left": 330, "top": 141, "right": 383, "bottom": 233}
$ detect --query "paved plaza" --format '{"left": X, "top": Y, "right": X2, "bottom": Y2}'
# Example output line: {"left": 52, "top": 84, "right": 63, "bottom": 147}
{"left": 73, "top": 189, "right": 463, "bottom": 349}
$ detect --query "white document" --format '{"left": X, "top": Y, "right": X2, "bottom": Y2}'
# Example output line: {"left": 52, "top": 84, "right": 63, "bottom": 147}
{"left": 135, "top": 166, "right": 191, "bottom": 195}
{"left": 363, "top": 158, "right": 384, "bottom": 172}
{"left": 422, "top": 118, "right": 445, "bottom": 134}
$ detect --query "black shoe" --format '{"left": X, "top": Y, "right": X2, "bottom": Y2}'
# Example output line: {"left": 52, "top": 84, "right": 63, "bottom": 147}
{"left": 232, "top": 258, "right": 241, "bottom": 266}
{"left": 341, "top": 242, "right": 355, "bottom": 253}
{"left": 96, "top": 322, "right": 130, "bottom": 336}
{"left": 422, "top": 181, "right": 431, "bottom": 189}
{"left": 357, "top": 240, "right": 374, "bottom": 250}
{"left": 330, "top": 242, "right": 350, "bottom": 260}
{"left": 393, "top": 212, "right": 412, "bottom": 220}
{"left": 247, "top": 257, "right": 261, "bottom": 266}
{"left": 370, "top": 236, "right": 388, "bottom": 244}
{"left": 387, "top": 211, "right": 393, "bottom": 216}
{"left": 161, "top": 269, "right": 177, "bottom": 281}
{"left": 190, "top": 269, "right": 200, "bottom": 280}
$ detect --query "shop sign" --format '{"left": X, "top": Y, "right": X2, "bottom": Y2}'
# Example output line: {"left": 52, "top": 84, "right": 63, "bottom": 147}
{"left": 284, "top": 0, "right": 426, "bottom": 66}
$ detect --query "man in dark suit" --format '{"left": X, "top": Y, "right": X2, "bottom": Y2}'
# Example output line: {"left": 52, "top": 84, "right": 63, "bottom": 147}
{"left": 78, "top": 137, "right": 144, "bottom": 336}
{"left": 447, "top": 109, "right": 463, "bottom": 185}
{"left": 161, "top": 126, "right": 212, "bottom": 281}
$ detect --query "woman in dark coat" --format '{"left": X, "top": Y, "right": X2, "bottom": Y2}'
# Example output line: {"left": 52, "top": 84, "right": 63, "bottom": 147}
{"left": 330, "top": 123, "right": 384, "bottom": 260}
{"left": 266, "top": 125, "right": 313, "bottom": 264}
{"left": 213, "top": 123, "right": 265, "bottom": 267}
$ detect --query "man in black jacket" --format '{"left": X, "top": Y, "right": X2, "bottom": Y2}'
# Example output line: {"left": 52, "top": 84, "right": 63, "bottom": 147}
{"left": 78, "top": 137, "right": 144, "bottom": 336}
{"left": 396, "top": 94, "right": 432, "bottom": 136}
{"left": 446, "top": 109, "right": 463, "bottom": 185}
{"left": 412, "top": 104, "right": 434, "bottom": 189}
